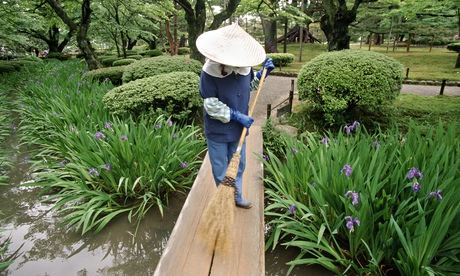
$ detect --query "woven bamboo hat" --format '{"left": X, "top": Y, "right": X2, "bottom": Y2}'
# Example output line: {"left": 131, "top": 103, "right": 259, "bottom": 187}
{"left": 196, "top": 23, "right": 266, "bottom": 67}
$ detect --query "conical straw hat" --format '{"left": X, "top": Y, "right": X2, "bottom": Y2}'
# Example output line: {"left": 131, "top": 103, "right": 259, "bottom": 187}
{"left": 196, "top": 23, "right": 266, "bottom": 67}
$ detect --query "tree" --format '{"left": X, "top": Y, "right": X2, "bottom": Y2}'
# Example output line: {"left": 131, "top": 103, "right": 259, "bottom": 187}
{"left": 46, "top": 0, "right": 101, "bottom": 69}
{"left": 320, "top": 0, "right": 379, "bottom": 51}
{"left": 0, "top": 1, "right": 74, "bottom": 55}
{"left": 174, "top": 0, "right": 241, "bottom": 61}
{"left": 447, "top": 42, "right": 460, "bottom": 68}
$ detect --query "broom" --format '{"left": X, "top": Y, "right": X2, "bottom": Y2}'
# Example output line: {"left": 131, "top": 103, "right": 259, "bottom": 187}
{"left": 199, "top": 68, "right": 268, "bottom": 253}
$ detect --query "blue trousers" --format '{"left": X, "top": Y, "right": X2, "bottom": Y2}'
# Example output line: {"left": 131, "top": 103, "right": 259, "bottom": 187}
{"left": 206, "top": 138, "right": 246, "bottom": 203}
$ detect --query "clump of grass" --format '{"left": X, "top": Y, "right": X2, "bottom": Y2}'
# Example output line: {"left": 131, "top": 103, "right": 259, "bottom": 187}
{"left": 16, "top": 60, "right": 205, "bottom": 233}
{"left": 264, "top": 122, "right": 460, "bottom": 275}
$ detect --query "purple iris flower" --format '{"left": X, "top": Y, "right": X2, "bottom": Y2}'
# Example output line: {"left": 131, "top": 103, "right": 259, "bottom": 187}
{"left": 412, "top": 182, "right": 421, "bottom": 193}
{"left": 321, "top": 136, "right": 329, "bottom": 145}
{"left": 104, "top": 121, "right": 113, "bottom": 130}
{"left": 351, "top": 121, "right": 360, "bottom": 130}
{"left": 344, "top": 121, "right": 360, "bottom": 135}
{"left": 428, "top": 190, "right": 442, "bottom": 201}
{"left": 104, "top": 163, "right": 112, "bottom": 171}
{"left": 120, "top": 135, "right": 128, "bottom": 141}
{"left": 167, "top": 119, "right": 173, "bottom": 127}
{"left": 344, "top": 125, "right": 352, "bottom": 135}
{"left": 345, "top": 216, "right": 360, "bottom": 232}
{"left": 341, "top": 164, "right": 353, "bottom": 177}
{"left": 406, "top": 167, "right": 423, "bottom": 180}
{"left": 180, "top": 161, "right": 188, "bottom": 168}
{"left": 288, "top": 204, "right": 296, "bottom": 215}
{"left": 345, "top": 191, "right": 360, "bottom": 205}
{"left": 94, "top": 131, "right": 105, "bottom": 140}
{"left": 88, "top": 167, "right": 99, "bottom": 177}
{"left": 263, "top": 154, "right": 269, "bottom": 161}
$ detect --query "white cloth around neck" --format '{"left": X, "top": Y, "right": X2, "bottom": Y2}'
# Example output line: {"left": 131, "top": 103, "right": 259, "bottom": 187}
{"left": 202, "top": 59, "right": 251, "bottom": 78}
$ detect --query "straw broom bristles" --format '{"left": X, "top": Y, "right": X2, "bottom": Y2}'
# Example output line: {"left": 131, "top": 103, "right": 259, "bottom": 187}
{"left": 199, "top": 154, "right": 240, "bottom": 253}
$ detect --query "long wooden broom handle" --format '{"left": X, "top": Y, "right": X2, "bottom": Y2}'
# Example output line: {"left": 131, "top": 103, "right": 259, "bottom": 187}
{"left": 235, "top": 68, "right": 268, "bottom": 154}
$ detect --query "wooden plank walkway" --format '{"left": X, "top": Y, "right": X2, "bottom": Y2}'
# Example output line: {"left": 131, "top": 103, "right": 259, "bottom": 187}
{"left": 154, "top": 126, "right": 264, "bottom": 276}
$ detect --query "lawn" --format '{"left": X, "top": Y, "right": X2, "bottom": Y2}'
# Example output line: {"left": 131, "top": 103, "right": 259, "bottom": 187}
{"left": 277, "top": 43, "right": 460, "bottom": 81}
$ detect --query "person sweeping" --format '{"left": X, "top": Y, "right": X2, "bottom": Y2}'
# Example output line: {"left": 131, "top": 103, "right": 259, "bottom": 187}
{"left": 196, "top": 23, "right": 274, "bottom": 251}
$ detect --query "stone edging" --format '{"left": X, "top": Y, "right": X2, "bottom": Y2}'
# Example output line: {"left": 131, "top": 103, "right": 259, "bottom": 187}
{"left": 270, "top": 71, "right": 460, "bottom": 87}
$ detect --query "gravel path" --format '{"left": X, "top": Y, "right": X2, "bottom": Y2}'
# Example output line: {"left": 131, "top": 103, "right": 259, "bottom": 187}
{"left": 252, "top": 76, "right": 460, "bottom": 125}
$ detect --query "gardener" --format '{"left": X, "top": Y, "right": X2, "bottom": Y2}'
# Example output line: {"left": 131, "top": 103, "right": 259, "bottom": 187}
{"left": 197, "top": 23, "right": 274, "bottom": 209}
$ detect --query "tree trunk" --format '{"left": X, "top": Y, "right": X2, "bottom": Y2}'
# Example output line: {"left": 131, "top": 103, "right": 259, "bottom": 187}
{"left": 78, "top": 0, "right": 100, "bottom": 70}
{"left": 165, "top": 19, "right": 176, "bottom": 55}
{"left": 184, "top": 1, "right": 206, "bottom": 62}
{"left": 321, "top": 14, "right": 352, "bottom": 51}
{"left": 127, "top": 36, "right": 137, "bottom": 50}
{"left": 261, "top": 16, "right": 277, "bottom": 53}
{"left": 456, "top": 52, "right": 460, "bottom": 68}
{"left": 320, "top": 0, "right": 360, "bottom": 52}
{"left": 283, "top": 17, "right": 288, "bottom": 53}
{"left": 173, "top": 6, "right": 179, "bottom": 54}
{"left": 406, "top": 33, "right": 411, "bottom": 52}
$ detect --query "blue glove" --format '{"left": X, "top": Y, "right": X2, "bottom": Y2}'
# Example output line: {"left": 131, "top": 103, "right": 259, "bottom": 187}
{"left": 256, "top": 58, "right": 275, "bottom": 79}
{"left": 230, "top": 109, "right": 254, "bottom": 128}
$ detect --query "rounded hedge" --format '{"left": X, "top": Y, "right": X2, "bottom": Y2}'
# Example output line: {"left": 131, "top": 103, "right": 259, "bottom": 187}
{"left": 297, "top": 50, "right": 403, "bottom": 124}
{"left": 447, "top": 42, "right": 460, "bottom": 52}
{"left": 103, "top": 71, "right": 201, "bottom": 121}
{"left": 82, "top": 66, "right": 127, "bottom": 85}
{"left": 267, "top": 53, "right": 295, "bottom": 67}
{"left": 122, "top": 56, "right": 202, "bottom": 83}
{"left": 178, "top": 47, "right": 190, "bottom": 55}
{"left": 127, "top": 54, "right": 143, "bottom": 60}
{"left": 113, "top": 58, "right": 137, "bottom": 66}
{"left": 100, "top": 56, "right": 120, "bottom": 67}
{"left": 140, "top": 49, "right": 162, "bottom": 57}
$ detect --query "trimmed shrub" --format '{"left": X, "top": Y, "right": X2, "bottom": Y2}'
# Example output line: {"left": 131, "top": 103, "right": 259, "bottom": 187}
{"left": 100, "top": 56, "right": 120, "bottom": 67}
{"left": 297, "top": 50, "right": 403, "bottom": 125}
{"left": 82, "top": 66, "right": 127, "bottom": 85}
{"left": 267, "top": 53, "right": 295, "bottom": 67}
{"left": 113, "top": 58, "right": 136, "bottom": 67}
{"left": 178, "top": 47, "right": 190, "bottom": 55}
{"left": 122, "top": 56, "right": 202, "bottom": 83}
{"left": 103, "top": 71, "right": 202, "bottom": 121}
{"left": 127, "top": 54, "right": 143, "bottom": 60}
{"left": 140, "top": 49, "right": 162, "bottom": 57}
{"left": 126, "top": 49, "right": 138, "bottom": 55}
{"left": 46, "top": 52, "right": 71, "bottom": 60}
{"left": 447, "top": 42, "right": 460, "bottom": 52}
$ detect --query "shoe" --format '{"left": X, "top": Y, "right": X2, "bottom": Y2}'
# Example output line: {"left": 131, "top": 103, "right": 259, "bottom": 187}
{"left": 235, "top": 199, "right": 253, "bottom": 209}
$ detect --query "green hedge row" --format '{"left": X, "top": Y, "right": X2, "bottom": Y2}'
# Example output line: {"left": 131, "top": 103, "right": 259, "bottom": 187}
{"left": 267, "top": 53, "right": 295, "bottom": 67}
{"left": 82, "top": 66, "right": 127, "bottom": 85}
{"left": 113, "top": 59, "right": 137, "bottom": 67}
{"left": 122, "top": 56, "right": 202, "bottom": 83}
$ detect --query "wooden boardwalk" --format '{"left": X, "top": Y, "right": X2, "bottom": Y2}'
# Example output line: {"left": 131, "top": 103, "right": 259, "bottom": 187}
{"left": 154, "top": 126, "right": 264, "bottom": 276}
